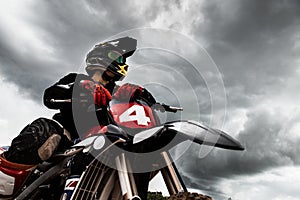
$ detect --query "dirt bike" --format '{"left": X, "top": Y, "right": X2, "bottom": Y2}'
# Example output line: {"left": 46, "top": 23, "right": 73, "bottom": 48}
{"left": 0, "top": 97, "right": 244, "bottom": 200}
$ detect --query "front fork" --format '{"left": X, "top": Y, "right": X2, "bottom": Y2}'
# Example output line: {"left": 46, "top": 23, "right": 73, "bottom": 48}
{"left": 115, "top": 153, "right": 140, "bottom": 200}
{"left": 115, "top": 151, "right": 186, "bottom": 200}
{"left": 160, "top": 151, "right": 187, "bottom": 195}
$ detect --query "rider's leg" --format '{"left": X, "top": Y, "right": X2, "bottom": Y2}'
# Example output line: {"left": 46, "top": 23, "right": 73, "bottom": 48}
{"left": 4, "top": 117, "right": 71, "bottom": 165}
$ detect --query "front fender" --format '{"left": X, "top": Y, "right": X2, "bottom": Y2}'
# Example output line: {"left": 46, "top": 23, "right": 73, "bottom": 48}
{"left": 133, "top": 120, "right": 244, "bottom": 151}
{"left": 167, "top": 120, "right": 244, "bottom": 150}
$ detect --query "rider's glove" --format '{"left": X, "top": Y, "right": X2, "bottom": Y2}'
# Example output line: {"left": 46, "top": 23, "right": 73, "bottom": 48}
{"left": 113, "top": 83, "right": 143, "bottom": 102}
{"left": 113, "top": 83, "right": 156, "bottom": 106}
{"left": 80, "top": 80, "right": 112, "bottom": 107}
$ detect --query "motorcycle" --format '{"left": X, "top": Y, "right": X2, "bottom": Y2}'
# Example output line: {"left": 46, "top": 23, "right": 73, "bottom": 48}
{"left": 0, "top": 96, "right": 244, "bottom": 200}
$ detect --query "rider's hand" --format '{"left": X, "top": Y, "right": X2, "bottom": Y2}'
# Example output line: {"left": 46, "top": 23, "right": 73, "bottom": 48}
{"left": 93, "top": 84, "right": 112, "bottom": 107}
{"left": 113, "top": 83, "right": 143, "bottom": 101}
{"left": 80, "top": 80, "right": 112, "bottom": 107}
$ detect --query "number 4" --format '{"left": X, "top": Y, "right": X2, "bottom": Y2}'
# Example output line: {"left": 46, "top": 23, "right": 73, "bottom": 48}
{"left": 119, "top": 105, "right": 151, "bottom": 126}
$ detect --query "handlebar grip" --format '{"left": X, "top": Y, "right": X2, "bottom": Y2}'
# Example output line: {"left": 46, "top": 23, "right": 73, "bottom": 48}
{"left": 167, "top": 105, "right": 184, "bottom": 112}
{"left": 158, "top": 103, "right": 183, "bottom": 113}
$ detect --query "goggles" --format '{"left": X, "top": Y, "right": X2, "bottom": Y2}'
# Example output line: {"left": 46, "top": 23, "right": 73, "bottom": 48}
{"left": 108, "top": 50, "right": 124, "bottom": 64}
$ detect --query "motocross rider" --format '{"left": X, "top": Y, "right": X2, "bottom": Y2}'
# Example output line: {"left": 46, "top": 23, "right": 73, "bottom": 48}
{"left": 42, "top": 36, "right": 141, "bottom": 141}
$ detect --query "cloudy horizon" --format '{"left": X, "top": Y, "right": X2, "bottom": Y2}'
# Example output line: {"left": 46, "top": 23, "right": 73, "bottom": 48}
{"left": 1, "top": 1, "right": 300, "bottom": 199}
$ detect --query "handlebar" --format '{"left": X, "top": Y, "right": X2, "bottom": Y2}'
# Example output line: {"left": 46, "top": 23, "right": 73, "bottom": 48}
{"left": 50, "top": 99, "right": 72, "bottom": 103}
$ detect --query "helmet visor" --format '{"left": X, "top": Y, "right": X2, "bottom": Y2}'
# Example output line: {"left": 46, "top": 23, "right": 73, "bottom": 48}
{"left": 108, "top": 50, "right": 124, "bottom": 64}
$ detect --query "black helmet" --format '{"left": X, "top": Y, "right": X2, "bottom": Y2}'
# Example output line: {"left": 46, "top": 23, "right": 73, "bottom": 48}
{"left": 85, "top": 36, "right": 137, "bottom": 81}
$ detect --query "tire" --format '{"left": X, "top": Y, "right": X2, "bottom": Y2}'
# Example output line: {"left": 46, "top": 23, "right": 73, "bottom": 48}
{"left": 168, "top": 192, "right": 213, "bottom": 200}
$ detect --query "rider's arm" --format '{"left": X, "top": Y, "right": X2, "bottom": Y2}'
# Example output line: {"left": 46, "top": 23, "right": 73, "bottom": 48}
{"left": 44, "top": 73, "right": 92, "bottom": 109}
{"left": 43, "top": 73, "right": 78, "bottom": 109}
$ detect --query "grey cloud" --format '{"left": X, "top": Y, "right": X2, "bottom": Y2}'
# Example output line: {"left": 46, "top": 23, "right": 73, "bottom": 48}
{"left": 0, "top": 30, "right": 61, "bottom": 99}
{"left": 192, "top": 0, "right": 300, "bottom": 109}
{"left": 199, "top": 0, "right": 300, "bottom": 49}
{"left": 175, "top": 108, "right": 300, "bottom": 199}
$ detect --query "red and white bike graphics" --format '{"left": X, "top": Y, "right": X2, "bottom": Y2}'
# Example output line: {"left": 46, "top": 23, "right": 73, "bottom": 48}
{"left": 110, "top": 102, "right": 157, "bottom": 129}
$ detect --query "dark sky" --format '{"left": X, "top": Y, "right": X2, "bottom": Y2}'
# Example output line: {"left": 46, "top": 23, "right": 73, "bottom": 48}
{"left": 1, "top": 1, "right": 300, "bottom": 199}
